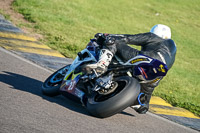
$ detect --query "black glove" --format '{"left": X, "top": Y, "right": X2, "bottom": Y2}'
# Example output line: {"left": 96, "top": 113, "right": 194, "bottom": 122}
{"left": 94, "top": 33, "right": 108, "bottom": 45}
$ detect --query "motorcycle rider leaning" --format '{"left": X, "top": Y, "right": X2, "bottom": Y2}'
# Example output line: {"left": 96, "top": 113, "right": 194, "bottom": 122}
{"left": 85, "top": 24, "right": 177, "bottom": 114}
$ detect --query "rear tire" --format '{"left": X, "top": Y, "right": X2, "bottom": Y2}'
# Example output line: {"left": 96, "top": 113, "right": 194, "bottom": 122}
{"left": 86, "top": 76, "right": 140, "bottom": 118}
{"left": 42, "top": 65, "right": 70, "bottom": 96}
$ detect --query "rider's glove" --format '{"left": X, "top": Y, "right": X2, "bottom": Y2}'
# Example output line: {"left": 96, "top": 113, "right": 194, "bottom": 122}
{"left": 94, "top": 33, "right": 109, "bottom": 45}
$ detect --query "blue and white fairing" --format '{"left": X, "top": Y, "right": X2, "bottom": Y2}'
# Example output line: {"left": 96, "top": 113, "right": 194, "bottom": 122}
{"left": 60, "top": 41, "right": 98, "bottom": 100}
{"left": 63, "top": 47, "right": 98, "bottom": 81}
{"left": 124, "top": 54, "right": 168, "bottom": 83}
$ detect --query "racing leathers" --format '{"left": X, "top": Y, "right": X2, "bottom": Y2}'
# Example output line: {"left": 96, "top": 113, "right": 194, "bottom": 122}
{"left": 95, "top": 32, "right": 177, "bottom": 114}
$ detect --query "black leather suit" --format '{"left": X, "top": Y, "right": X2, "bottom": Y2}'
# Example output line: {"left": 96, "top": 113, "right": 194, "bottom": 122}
{"left": 105, "top": 32, "right": 176, "bottom": 69}
{"left": 98, "top": 32, "right": 177, "bottom": 111}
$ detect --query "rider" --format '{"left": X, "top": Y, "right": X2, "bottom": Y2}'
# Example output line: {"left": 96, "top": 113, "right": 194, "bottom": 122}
{"left": 86, "top": 24, "right": 177, "bottom": 114}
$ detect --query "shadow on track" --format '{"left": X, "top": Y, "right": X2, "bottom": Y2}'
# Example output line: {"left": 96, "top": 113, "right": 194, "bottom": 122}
{"left": 0, "top": 71, "right": 135, "bottom": 118}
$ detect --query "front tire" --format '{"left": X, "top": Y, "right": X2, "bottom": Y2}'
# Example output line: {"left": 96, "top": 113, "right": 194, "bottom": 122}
{"left": 86, "top": 76, "right": 140, "bottom": 118}
{"left": 42, "top": 65, "right": 70, "bottom": 96}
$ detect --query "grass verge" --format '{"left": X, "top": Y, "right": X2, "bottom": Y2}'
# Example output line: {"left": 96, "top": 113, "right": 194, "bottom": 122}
{"left": 12, "top": 0, "right": 200, "bottom": 116}
{"left": 0, "top": 9, "right": 10, "bottom": 20}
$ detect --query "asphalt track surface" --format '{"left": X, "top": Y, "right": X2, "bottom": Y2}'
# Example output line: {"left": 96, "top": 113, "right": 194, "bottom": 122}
{"left": 0, "top": 48, "right": 199, "bottom": 133}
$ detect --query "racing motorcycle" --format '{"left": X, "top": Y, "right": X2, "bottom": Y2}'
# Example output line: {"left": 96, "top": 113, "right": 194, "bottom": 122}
{"left": 42, "top": 39, "right": 168, "bottom": 118}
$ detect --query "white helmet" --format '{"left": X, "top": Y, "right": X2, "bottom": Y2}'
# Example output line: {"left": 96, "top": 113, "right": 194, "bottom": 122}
{"left": 150, "top": 24, "right": 171, "bottom": 39}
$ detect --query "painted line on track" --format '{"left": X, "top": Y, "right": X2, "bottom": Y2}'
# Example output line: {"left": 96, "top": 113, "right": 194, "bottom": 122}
{"left": 0, "top": 13, "right": 199, "bottom": 131}
{"left": 0, "top": 32, "right": 71, "bottom": 70}
{"left": 150, "top": 96, "right": 199, "bottom": 119}
{"left": 0, "top": 34, "right": 65, "bottom": 58}
{"left": 1, "top": 44, "right": 65, "bottom": 58}
{"left": 0, "top": 32, "right": 37, "bottom": 41}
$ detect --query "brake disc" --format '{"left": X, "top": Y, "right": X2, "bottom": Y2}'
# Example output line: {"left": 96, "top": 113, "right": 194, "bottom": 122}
{"left": 98, "top": 82, "right": 118, "bottom": 95}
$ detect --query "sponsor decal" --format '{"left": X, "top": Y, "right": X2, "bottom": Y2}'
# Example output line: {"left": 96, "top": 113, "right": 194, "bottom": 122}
{"left": 139, "top": 67, "right": 148, "bottom": 79}
{"left": 68, "top": 80, "right": 76, "bottom": 91}
{"left": 149, "top": 78, "right": 160, "bottom": 83}
{"left": 75, "top": 88, "right": 84, "bottom": 98}
{"left": 64, "top": 71, "right": 73, "bottom": 80}
{"left": 158, "top": 64, "right": 166, "bottom": 73}
{"left": 106, "top": 53, "right": 112, "bottom": 58}
{"left": 130, "top": 58, "right": 149, "bottom": 64}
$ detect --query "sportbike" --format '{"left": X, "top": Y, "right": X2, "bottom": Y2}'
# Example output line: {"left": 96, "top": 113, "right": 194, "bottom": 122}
{"left": 42, "top": 39, "right": 168, "bottom": 118}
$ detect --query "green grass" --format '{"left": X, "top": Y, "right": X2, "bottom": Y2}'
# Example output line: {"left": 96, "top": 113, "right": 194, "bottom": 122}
{"left": 12, "top": 0, "right": 200, "bottom": 116}
{"left": 0, "top": 9, "right": 10, "bottom": 20}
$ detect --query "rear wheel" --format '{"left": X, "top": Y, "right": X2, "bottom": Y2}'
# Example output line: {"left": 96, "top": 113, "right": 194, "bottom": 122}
{"left": 86, "top": 76, "right": 140, "bottom": 118}
{"left": 42, "top": 65, "right": 70, "bottom": 96}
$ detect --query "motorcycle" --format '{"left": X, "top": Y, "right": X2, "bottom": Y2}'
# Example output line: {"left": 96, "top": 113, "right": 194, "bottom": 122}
{"left": 42, "top": 39, "right": 168, "bottom": 118}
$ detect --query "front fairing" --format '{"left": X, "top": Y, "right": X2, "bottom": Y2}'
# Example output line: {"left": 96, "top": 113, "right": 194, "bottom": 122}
{"left": 63, "top": 48, "right": 97, "bottom": 81}
{"left": 59, "top": 44, "right": 98, "bottom": 99}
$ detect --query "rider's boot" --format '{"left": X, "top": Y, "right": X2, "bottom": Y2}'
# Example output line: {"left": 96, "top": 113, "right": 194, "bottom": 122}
{"left": 131, "top": 87, "right": 154, "bottom": 114}
{"left": 84, "top": 49, "right": 113, "bottom": 76}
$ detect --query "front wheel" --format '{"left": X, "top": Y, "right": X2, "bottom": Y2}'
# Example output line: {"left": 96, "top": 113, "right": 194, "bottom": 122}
{"left": 42, "top": 65, "right": 70, "bottom": 96}
{"left": 86, "top": 76, "right": 141, "bottom": 118}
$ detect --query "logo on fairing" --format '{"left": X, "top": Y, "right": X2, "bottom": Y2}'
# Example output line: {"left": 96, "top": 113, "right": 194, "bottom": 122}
{"left": 130, "top": 58, "right": 149, "bottom": 64}
{"left": 149, "top": 78, "right": 160, "bottom": 83}
{"left": 158, "top": 64, "right": 166, "bottom": 73}
{"left": 68, "top": 80, "right": 76, "bottom": 90}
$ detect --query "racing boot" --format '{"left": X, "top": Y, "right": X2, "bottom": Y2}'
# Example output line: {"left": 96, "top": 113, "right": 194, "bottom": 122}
{"left": 84, "top": 49, "right": 113, "bottom": 76}
{"left": 131, "top": 86, "right": 154, "bottom": 114}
